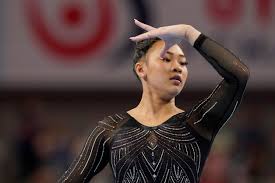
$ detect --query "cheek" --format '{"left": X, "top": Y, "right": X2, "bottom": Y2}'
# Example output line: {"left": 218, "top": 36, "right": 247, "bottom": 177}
{"left": 183, "top": 67, "right": 188, "bottom": 77}
{"left": 149, "top": 70, "right": 164, "bottom": 83}
{"left": 155, "top": 67, "right": 169, "bottom": 81}
{"left": 147, "top": 68, "right": 167, "bottom": 86}
{"left": 182, "top": 68, "right": 188, "bottom": 83}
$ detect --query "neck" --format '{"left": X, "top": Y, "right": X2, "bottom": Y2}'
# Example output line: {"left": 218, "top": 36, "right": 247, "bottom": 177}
{"left": 133, "top": 85, "right": 183, "bottom": 118}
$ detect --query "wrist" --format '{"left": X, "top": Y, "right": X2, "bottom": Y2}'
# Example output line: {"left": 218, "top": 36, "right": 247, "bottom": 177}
{"left": 185, "top": 25, "right": 201, "bottom": 46}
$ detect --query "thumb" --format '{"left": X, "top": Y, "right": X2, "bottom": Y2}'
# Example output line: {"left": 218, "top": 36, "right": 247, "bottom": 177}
{"left": 160, "top": 42, "right": 173, "bottom": 58}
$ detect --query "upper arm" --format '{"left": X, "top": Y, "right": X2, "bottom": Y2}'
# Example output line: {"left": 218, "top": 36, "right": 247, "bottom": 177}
{"left": 58, "top": 122, "right": 111, "bottom": 183}
{"left": 186, "top": 78, "right": 248, "bottom": 141}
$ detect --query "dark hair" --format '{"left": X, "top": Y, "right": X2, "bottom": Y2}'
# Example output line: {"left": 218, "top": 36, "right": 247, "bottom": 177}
{"left": 132, "top": 37, "right": 161, "bottom": 84}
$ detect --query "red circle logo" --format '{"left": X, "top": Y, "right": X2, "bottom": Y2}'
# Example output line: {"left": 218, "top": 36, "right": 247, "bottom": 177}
{"left": 25, "top": 0, "right": 115, "bottom": 60}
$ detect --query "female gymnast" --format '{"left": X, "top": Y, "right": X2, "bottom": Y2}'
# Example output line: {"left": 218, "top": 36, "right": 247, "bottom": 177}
{"left": 58, "top": 19, "right": 250, "bottom": 183}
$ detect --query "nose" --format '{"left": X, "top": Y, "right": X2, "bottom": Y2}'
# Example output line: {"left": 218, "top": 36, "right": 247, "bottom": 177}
{"left": 171, "top": 61, "right": 182, "bottom": 73}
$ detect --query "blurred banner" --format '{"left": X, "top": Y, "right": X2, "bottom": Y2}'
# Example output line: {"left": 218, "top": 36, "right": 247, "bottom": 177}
{"left": 0, "top": 0, "right": 274, "bottom": 90}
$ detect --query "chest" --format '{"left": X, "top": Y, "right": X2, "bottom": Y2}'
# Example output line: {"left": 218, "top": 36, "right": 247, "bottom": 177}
{"left": 108, "top": 123, "right": 205, "bottom": 182}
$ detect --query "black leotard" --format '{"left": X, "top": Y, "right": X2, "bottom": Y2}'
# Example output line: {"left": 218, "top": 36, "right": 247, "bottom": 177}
{"left": 58, "top": 33, "right": 249, "bottom": 183}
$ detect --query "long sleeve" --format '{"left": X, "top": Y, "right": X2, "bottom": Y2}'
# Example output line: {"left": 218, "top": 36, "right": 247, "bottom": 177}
{"left": 58, "top": 121, "right": 112, "bottom": 183}
{"left": 186, "top": 33, "right": 250, "bottom": 142}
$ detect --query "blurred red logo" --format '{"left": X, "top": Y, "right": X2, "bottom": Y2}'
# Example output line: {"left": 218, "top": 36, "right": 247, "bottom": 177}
{"left": 25, "top": 0, "right": 115, "bottom": 60}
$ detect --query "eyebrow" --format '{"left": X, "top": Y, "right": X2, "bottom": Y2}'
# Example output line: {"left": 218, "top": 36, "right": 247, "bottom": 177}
{"left": 166, "top": 51, "right": 185, "bottom": 58}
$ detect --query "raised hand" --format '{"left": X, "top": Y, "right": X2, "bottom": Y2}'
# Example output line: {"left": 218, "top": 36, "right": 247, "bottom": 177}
{"left": 129, "top": 19, "right": 201, "bottom": 58}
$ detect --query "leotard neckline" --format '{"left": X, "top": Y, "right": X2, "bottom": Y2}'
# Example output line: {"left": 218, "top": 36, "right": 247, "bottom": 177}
{"left": 125, "top": 111, "right": 186, "bottom": 129}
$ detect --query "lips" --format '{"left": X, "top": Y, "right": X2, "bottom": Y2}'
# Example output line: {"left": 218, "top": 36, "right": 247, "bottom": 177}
{"left": 170, "top": 75, "right": 182, "bottom": 82}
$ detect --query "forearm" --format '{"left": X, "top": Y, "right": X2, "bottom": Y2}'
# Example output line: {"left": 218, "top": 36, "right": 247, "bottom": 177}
{"left": 58, "top": 125, "right": 110, "bottom": 183}
{"left": 190, "top": 32, "right": 250, "bottom": 84}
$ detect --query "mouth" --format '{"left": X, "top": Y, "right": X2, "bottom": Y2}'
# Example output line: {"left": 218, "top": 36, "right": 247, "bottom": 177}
{"left": 170, "top": 75, "right": 182, "bottom": 83}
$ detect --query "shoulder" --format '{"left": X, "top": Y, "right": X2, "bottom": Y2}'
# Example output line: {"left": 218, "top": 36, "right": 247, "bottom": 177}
{"left": 97, "top": 112, "right": 129, "bottom": 131}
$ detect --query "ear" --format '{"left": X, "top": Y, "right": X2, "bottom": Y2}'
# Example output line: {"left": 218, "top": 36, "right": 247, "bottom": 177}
{"left": 135, "top": 58, "right": 147, "bottom": 80}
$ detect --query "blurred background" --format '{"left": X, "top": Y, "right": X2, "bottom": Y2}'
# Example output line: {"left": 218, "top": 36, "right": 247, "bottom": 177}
{"left": 0, "top": 0, "right": 274, "bottom": 182}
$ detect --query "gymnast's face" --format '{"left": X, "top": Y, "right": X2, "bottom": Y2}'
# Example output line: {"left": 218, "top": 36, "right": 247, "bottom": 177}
{"left": 137, "top": 40, "right": 188, "bottom": 99}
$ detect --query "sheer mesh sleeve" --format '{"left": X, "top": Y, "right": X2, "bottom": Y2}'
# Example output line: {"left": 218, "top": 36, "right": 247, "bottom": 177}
{"left": 57, "top": 120, "right": 112, "bottom": 183}
{"left": 186, "top": 33, "right": 250, "bottom": 141}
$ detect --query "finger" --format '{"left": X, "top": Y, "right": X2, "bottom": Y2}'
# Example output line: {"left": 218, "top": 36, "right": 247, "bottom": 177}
{"left": 160, "top": 43, "right": 173, "bottom": 58}
{"left": 129, "top": 29, "right": 161, "bottom": 42}
{"left": 160, "top": 47, "right": 169, "bottom": 58}
{"left": 129, "top": 32, "right": 154, "bottom": 41}
{"left": 134, "top": 19, "right": 156, "bottom": 31}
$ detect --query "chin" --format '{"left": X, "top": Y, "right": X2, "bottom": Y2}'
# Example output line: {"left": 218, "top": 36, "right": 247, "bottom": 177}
{"left": 168, "top": 88, "right": 182, "bottom": 97}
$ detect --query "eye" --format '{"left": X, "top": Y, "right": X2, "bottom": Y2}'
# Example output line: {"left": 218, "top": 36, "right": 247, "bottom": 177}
{"left": 163, "top": 58, "right": 171, "bottom": 62}
{"left": 180, "top": 62, "right": 188, "bottom": 66}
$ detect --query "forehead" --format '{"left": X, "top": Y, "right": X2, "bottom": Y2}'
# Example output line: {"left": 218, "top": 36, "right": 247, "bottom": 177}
{"left": 149, "top": 40, "right": 185, "bottom": 57}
